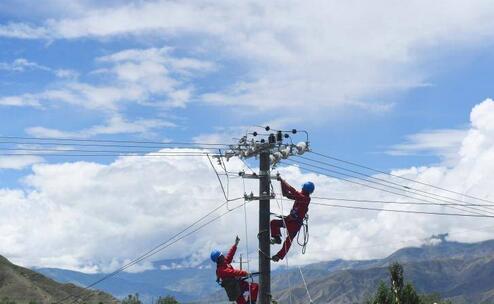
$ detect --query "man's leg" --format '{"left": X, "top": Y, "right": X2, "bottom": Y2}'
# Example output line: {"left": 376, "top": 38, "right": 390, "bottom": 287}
{"left": 238, "top": 281, "right": 250, "bottom": 304}
{"left": 270, "top": 219, "right": 284, "bottom": 244}
{"left": 274, "top": 222, "right": 300, "bottom": 261}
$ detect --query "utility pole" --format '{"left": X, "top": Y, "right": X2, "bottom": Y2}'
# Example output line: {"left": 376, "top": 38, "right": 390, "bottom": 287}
{"left": 259, "top": 149, "right": 271, "bottom": 303}
{"left": 225, "top": 126, "right": 309, "bottom": 304}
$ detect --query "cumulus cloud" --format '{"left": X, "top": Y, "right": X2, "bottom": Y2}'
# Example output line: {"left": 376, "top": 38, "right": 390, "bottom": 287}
{"left": 1, "top": 99, "right": 494, "bottom": 272}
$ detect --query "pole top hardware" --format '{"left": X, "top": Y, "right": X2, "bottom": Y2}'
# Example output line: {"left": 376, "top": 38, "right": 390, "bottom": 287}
{"left": 224, "top": 126, "right": 310, "bottom": 168}
{"left": 244, "top": 192, "right": 276, "bottom": 201}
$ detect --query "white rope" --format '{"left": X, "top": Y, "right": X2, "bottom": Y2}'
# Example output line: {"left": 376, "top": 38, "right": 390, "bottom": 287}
{"left": 275, "top": 187, "right": 294, "bottom": 304}
{"left": 242, "top": 165, "right": 253, "bottom": 304}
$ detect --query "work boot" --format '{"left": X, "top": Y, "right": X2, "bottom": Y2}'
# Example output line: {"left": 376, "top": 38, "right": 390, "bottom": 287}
{"left": 271, "top": 254, "right": 280, "bottom": 262}
{"left": 270, "top": 236, "right": 281, "bottom": 244}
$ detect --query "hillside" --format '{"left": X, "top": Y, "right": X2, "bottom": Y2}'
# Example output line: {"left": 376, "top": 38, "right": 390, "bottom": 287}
{"left": 0, "top": 255, "right": 117, "bottom": 304}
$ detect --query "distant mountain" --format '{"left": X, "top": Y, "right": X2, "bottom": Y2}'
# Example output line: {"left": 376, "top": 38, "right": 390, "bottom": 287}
{"left": 36, "top": 260, "right": 216, "bottom": 302}
{"left": 272, "top": 240, "right": 494, "bottom": 304}
{"left": 0, "top": 255, "right": 117, "bottom": 304}
{"left": 36, "top": 239, "right": 494, "bottom": 303}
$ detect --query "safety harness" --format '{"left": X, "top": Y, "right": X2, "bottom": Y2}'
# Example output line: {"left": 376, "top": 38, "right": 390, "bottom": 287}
{"left": 217, "top": 277, "right": 242, "bottom": 301}
{"left": 271, "top": 212, "right": 310, "bottom": 254}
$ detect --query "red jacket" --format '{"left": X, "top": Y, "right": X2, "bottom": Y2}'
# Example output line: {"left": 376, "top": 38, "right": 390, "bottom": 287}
{"left": 281, "top": 180, "right": 311, "bottom": 221}
{"left": 216, "top": 244, "right": 247, "bottom": 279}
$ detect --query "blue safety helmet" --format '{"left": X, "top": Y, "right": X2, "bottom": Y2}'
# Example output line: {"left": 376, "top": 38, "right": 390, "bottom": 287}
{"left": 302, "top": 182, "right": 315, "bottom": 194}
{"left": 210, "top": 249, "right": 222, "bottom": 263}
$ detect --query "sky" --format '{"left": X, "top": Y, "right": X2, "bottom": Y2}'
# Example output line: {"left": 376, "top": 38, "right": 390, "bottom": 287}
{"left": 1, "top": 0, "right": 494, "bottom": 273}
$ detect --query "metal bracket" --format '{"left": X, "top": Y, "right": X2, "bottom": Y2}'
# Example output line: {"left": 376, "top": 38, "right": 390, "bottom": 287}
{"left": 239, "top": 171, "right": 278, "bottom": 180}
{"left": 244, "top": 192, "right": 276, "bottom": 201}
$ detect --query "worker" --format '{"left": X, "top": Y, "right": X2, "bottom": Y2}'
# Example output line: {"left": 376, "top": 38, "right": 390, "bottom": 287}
{"left": 211, "top": 236, "right": 259, "bottom": 304}
{"left": 270, "top": 177, "right": 314, "bottom": 262}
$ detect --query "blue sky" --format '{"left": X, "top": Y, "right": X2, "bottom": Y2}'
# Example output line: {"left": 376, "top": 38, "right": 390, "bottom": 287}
{"left": 2, "top": 1, "right": 494, "bottom": 270}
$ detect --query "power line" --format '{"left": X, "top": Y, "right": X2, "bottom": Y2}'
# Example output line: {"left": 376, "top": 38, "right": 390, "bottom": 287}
{"left": 0, "top": 135, "right": 230, "bottom": 147}
{"left": 297, "top": 155, "right": 494, "bottom": 211}
{"left": 0, "top": 153, "right": 216, "bottom": 157}
{"left": 0, "top": 140, "right": 226, "bottom": 150}
{"left": 282, "top": 159, "right": 492, "bottom": 217}
{"left": 311, "top": 196, "right": 494, "bottom": 208}
{"left": 309, "top": 150, "right": 494, "bottom": 205}
{"left": 310, "top": 201, "right": 494, "bottom": 218}
{"left": 0, "top": 147, "right": 214, "bottom": 154}
{"left": 55, "top": 197, "right": 245, "bottom": 304}
{"left": 288, "top": 158, "right": 494, "bottom": 216}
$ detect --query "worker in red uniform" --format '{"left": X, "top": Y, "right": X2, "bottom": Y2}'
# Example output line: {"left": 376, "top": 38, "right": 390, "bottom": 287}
{"left": 270, "top": 177, "right": 314, "bottom": 262}
{"left": 211, "top": 236, "right": 259, "bottom": 304}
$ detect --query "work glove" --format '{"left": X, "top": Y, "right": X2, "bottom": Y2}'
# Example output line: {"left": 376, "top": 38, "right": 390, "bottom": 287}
{"left": 276, "top": 173, "right": 282, "bottom": 181}
{"left": 235, "top": 235, "right": 240, "bottom": 246}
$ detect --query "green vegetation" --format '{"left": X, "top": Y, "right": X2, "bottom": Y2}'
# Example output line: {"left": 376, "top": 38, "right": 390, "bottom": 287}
{"left": 366, "top": 262, "right": 452, "bottom": 304}
{"left": 121, "top": 293, "right": 180, "bottom": 304}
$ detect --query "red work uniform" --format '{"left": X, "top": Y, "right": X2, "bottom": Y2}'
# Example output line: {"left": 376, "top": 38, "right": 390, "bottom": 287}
{"left": 216, "top": 244, "right": 259, "bottom": 304}
{"left": 270, "top": 180, "right": 311, "bottom": 260}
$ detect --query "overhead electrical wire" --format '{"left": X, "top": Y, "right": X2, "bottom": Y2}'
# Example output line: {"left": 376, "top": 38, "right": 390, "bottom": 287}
{"left": 287, "top": 158, "right": 494, "bottom": 216}
{"left": 311, "top": 196, "right": 494, "bottom": 208}
{"left": 281, "top": 159, "right": 491, "bottom": 217}
{"left": 309, "top": 200, "right": 494, "bottom": 218}
{"left": 55, "top": 197, "right": 245, "bottom": 304}
{"left": 0, "top": 135, "right": 230, "bottom": 147}
{"left": 309, "top": 150, "right": 494, "bottom": 205}
{"left": 297, "top": 155, "right": 494, "bottom": 211}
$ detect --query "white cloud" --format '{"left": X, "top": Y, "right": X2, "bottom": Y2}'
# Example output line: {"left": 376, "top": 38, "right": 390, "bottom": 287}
{"left": 0, "top": 47, "right": 214, "bottom": 112}
{"left": 2, "top": 1, "right": 494, "bottom": 114}
{"left": 26, "top": 115, "right": 175, "bottom": 138}
{"left": 0, "top": 155, "right": 44, "bottom": 170}
{"left": 2, "top": 99, "right": 494, "bottom": 272}
{"left": 387, "top": 128, "right": 468, "bottom": 163}
{"left": 0, "top": 58, "right": 49, "bottom": 72}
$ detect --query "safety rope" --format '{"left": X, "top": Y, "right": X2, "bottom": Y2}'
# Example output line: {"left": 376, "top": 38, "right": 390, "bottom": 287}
{"left": 241, "top": 163, "right": 253, "bottom": 304}
{"left": 274, "top": 187, "right": 294, "bottom": 304}
{"left": 297, "top": 214, "right": 309, "bottom": 255}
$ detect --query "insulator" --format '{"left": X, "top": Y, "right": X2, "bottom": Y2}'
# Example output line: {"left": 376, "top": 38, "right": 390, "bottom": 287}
{"left": 296, "top": 141, "right": 308, "bottom": 155}
{"left": 284, "top": 134, "right": 289, "bottom": 138}
{"left": 292, "top": 129, "right": 297, "bottom": 134}
{"left": 280, "top": 147, "right": 290, "bottom": 159}
{"left": 269, "top": 155, "right": 277, "bottom": 164}
{"left": 276, "top": 131, "right": 283, "bottom": 142}
{"left": 253, "top": 131, "right": 258, "bottom": 137}
{"left": 268, "top": 133, "right": 276, "bottom": 144}
{"left": 260, "top": 139, "right": 265, "bottom": 143}
{"left": 265, "top": 126, "right": 270, "bottom": 131}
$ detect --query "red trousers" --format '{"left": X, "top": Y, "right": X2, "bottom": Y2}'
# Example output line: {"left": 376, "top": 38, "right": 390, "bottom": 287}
{"left": 270, "top": 218, "right": 301, "bottom": 259}
{"left": 237, "top": 281, "right": 259, "bottom": 304}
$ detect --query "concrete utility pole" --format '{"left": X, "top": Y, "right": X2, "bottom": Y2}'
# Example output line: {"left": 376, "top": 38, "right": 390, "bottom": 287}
{"left": 258, "top": 149, "right": 271, "bottom": 303}
{"left": 225, "top": 126, "right": 309, "bottom": 304}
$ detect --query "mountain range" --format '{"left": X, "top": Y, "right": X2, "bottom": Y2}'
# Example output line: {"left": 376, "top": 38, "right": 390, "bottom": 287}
{"left": 34, "top": 239, "right": 494, "bottom": 303}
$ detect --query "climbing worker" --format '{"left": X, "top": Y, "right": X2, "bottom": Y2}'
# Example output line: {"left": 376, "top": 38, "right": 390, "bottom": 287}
{"left": 270, "top": 176, "right": 314, "bottom": 262}
{"left": 211, "top": 236, "right": 259, "bottom": 304}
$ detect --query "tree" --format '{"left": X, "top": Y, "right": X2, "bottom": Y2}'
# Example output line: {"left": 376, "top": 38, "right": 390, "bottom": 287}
{"left": 122, "top": 293, "right": 142, "bottom": 304}
{"left": 365, "top": 263, "right": 451, "bottom": 304}
{"left": 156, "top": 295, "right": 180, "bottom": 304}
